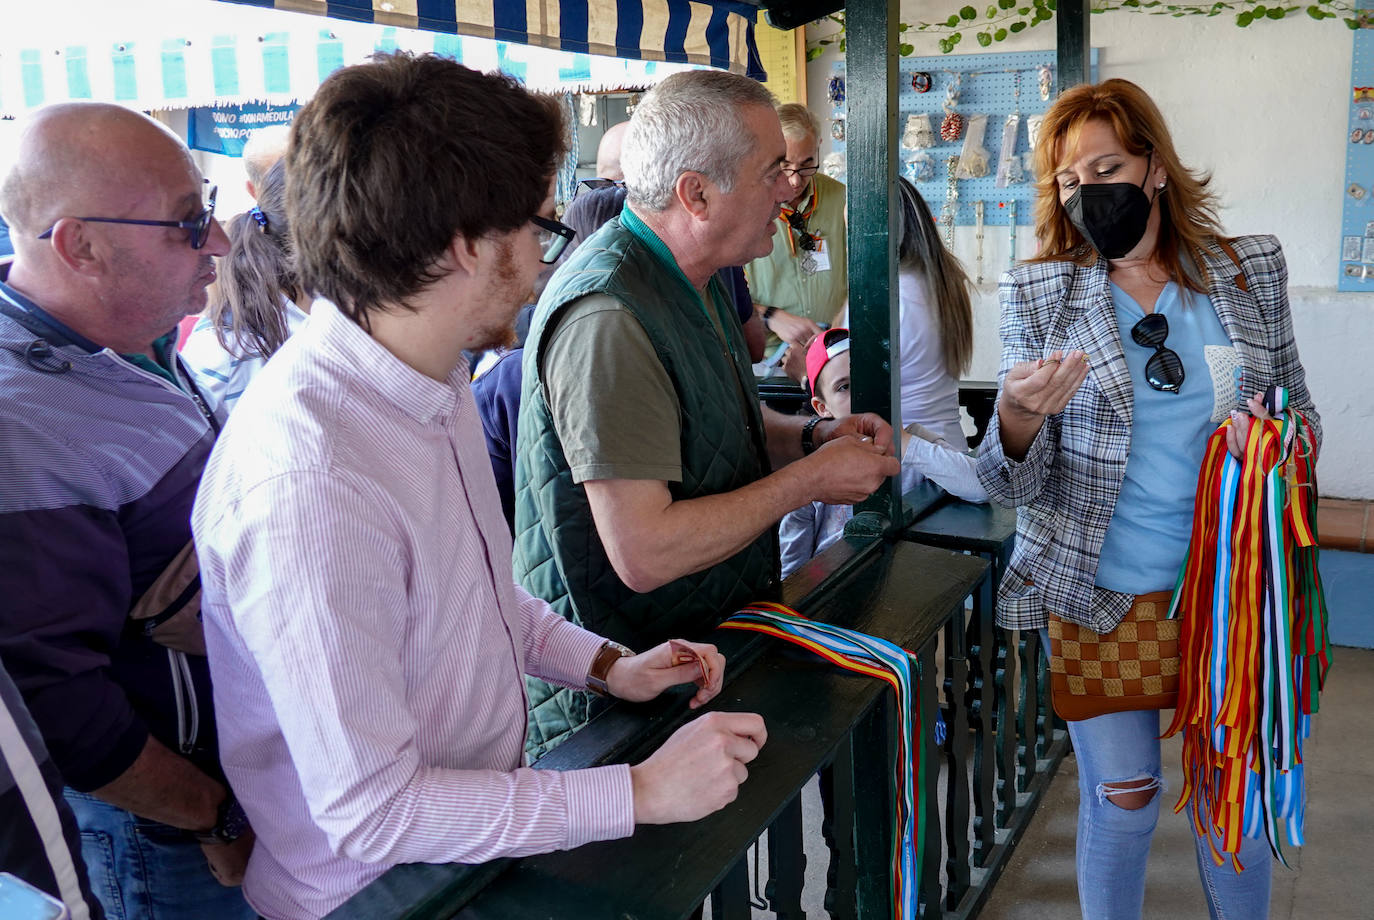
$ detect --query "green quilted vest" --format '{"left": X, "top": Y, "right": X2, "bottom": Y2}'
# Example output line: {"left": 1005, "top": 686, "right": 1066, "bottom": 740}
{"left": 514, "top": 210, "right": 779, "bottom": 757}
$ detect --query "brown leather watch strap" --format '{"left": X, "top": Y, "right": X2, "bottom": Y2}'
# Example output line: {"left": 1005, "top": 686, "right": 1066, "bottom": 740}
{"left": 586, "top": 641, "right": 633, "bottom": 697}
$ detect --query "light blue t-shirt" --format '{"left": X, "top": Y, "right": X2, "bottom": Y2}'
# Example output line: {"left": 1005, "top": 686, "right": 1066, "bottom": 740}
{"left": 1094, "top": 281, "right": 1238, "bottom": 595}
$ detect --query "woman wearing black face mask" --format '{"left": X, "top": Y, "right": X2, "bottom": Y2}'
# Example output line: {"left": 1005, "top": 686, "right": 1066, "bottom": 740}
{"left": 974, "top": 79, "right": 1321, "bottom": 920}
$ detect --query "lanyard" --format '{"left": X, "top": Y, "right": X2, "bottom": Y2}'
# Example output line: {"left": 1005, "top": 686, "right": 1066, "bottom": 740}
{"left": 1163, "top": 386, "right": 1327, "bottom": 869}
{"left": 721, "top": 601, "right": 926, "bottom": 920}
{"left": 781, "top": 184, "right": 821, "bottom": 259}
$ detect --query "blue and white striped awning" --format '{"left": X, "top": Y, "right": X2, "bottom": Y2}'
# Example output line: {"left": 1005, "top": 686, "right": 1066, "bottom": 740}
{"left": 216, "top": 1, "right": 766, "bottom": 78}
{"left": 0, "top": 0, "right": 763, "bottom": 117}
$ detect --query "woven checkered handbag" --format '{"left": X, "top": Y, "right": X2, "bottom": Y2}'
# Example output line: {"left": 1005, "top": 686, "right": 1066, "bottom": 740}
{"left": 1048, "top": 590, "right": 1180, "bottom": 722}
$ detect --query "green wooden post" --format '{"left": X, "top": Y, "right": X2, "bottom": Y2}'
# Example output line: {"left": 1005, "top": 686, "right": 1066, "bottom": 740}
{"left": 844, "top": 0, "right": 905, "bottom": 535}
{"left": 1056, "top": 0, "right": 1092, "bottom": 92}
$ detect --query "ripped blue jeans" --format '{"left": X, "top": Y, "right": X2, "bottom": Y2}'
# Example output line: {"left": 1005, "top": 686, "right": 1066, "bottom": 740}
{"left": 1067, "top": 706, "right": 1271, "bottom": 920}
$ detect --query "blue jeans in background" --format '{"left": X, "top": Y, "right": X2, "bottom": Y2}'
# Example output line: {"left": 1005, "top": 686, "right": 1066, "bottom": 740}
{"left": 1066, "top": 706, "right": 1272, "bottom": 920}
{"left": 64, "top": 790, "right": 255, "bottom": 920}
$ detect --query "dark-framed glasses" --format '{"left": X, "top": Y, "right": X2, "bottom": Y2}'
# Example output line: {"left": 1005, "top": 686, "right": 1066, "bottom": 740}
{"left": 37, "top": 185, "right": 219, "bottom": 250}
{"left": 573, "top": 177, "right": 624, "bottom": 198}
{"left": 785, "top": 211, "right": 817, "bottom": 252}
{"left": 781, "top": 164, "right": 819, "bottom": 179}
{"left": 531, "top": 214, "right": 577, "bottom": 264}
{"left": 1130, "top": 312, "right": 1185, "bottom": 393}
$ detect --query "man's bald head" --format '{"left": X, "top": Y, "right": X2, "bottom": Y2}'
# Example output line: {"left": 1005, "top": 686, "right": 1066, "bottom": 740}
{"left": 0, "top": 103, "right": 192, "bottom": 244}
{"left": 596, "top": 121, "right": 629, "bottom": 182}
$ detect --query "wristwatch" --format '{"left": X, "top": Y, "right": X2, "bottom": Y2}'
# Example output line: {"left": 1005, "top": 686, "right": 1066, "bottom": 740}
{"left": 761, "top": 305, "right": 778, "bottom": 329}
{"left": 195, "top": 792, "right": 249, "bottom": 845}
{"left": 801, "top": 416, "right": 824, "bottom": 455}
{"left": 586, "top": 640, "right": 634, "bottom": 697}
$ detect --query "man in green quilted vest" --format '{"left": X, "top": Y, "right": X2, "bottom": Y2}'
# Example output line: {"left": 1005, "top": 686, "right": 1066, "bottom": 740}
{"left": 514, "top": 70, "right": 900, "bottom": 756}
{"left": 746, "top": 103, "right": 849, "bottom": 355}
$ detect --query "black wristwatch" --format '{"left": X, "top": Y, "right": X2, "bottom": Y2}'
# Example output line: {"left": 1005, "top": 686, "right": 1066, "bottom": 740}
{"left": 801, "top": 416, "right": 824, "bottom": 455}
{"left": 195, "top": 793, "right": 249, "bottom": 845}
{"left": 761, "top": 306, "right": 778, "bottom": 329}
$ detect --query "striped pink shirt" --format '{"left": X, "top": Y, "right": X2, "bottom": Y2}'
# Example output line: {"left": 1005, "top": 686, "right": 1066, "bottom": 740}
{"left": 191, "top": 300, "right": 634, "bottom": 920}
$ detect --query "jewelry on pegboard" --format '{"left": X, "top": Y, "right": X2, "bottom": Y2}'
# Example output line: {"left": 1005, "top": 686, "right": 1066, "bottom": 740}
{"left": 902, "top": 114, "right": 935, "bottom": 150}
{"left": 831, "top": 117, "right": 846, "bottom": 141}
{"left": 1037, "top": 64, "right": 1052, "bottom": 101}
{"left": 912, "top": 71, "right": 932, "bottom": 93}
{"left": 1354, "top": 129, "right": 1366, "bottom": 144}
{"left": 974, "top": 200, "right": 986, "bottom": 285}
{"left": 822, "top": 151, "right": 847, "bottom": 182}
{"left": 956, "top": 114, "right": 991, "bottom": 179}
{"left": 903, "top": 151, "right": 936, "bottom": 183}
{"left": 940, "top": 155, "right": 959, "bottom": 249}
{"left": 828, "top": 76, "right": 846, "bottom": 105}
{"left": 996, "top": 72, "right": 1025, "bottom": 187}
{"left": 940, "top": 74, "right": 965, "bottom": 142}
{"left": 579, "top": 94, "right": 597, "bottom": 127}
{"left": 1007, "top": 199, "right": 1019, "bottom": 272}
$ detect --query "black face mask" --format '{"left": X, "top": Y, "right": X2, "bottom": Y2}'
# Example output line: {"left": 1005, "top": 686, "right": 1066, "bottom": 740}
{"left": 1064, "top": 151, "right": 1156, "bottom": 259}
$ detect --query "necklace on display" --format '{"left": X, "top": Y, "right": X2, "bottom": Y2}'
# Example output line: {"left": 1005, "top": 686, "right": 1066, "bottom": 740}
{"left": 1008, "top": 199, "right": 1018, "bottom": 271}
{"left": 974, "top": 200, "right": 986, "bottom": 285}
{"left": 940, "top": 155, "right": 959, "bottom": 249}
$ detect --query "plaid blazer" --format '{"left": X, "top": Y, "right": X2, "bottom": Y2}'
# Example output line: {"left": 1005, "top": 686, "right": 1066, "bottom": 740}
{"left": 976, "top": 235, "right": 1322, "bottom": 632}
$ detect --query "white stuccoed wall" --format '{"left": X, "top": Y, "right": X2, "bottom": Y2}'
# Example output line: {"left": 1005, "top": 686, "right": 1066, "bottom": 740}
{"left": 807, "top": 12, "right": 1372, "bottom": 498}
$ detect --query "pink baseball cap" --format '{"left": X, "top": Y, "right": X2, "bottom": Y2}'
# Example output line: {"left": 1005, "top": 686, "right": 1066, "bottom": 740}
{"left": 805, "top": 327, "right": 851, "bottom": 396}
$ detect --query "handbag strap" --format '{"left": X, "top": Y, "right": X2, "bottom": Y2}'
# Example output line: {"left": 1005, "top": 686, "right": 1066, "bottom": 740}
{"left": 1215, "top": 237, "right": 1250, "bottom": 293}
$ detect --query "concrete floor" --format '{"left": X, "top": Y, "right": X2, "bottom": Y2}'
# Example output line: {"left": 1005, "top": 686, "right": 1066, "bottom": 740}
{"left": 711, "top": 646, "right": 1373, "bottom": 920}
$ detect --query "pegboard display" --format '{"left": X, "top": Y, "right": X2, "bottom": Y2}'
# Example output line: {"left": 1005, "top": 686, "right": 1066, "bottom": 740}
{"left": 1338, "top": 10, "right": 1374, "bottom": 291}
{"left": 823, "top": 49, "right": 1097, "bottom": 229}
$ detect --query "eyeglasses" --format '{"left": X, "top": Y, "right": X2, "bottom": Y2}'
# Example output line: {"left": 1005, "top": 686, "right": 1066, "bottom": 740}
{"left": 1130, "top": 312, "right": 1185, "bottom": 393}
{"left": 37, "top": 186, "right": 219, "bottom": 250}
{"left": 781, "top": 165, "right": 819, "bottom": 179}
{"left": 785, "top": 211, "right": 817, "bottom": 252}
{"left": 573, "top": 177, "right": 624, "bottom": 198}
{"left": 530, "top": 215, "right": 577, "bottom": 264}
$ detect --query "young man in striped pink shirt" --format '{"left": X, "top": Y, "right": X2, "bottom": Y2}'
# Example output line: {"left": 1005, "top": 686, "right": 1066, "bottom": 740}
{"left": 191, "top": 53, "right": 766, "bottom": 920}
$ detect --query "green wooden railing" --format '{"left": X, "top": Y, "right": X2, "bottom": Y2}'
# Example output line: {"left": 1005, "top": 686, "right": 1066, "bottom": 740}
{"left": 328, "top": 494, "right": 1069, "bottom": 920}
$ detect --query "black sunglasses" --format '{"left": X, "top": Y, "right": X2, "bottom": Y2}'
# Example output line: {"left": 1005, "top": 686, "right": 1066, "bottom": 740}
{"left": 530, "top": 215, "right": 576, "bottom": 264}
{"left": 1130, "top": 312, "right": 1185, "bottom": 393}
{"left": 38, "top": 185, "right": 218, "bottom": 250}
{"left": 786, "top": 211, "right": 817, "bottom": 252}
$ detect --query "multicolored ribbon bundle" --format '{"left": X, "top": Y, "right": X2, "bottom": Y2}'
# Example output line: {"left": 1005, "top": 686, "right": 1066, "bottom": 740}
{"left": 1164, "top": 386, "right": 1330, "bottom": 868}
{"left": 720, "top": 601, "right": 925, "bottom": 920}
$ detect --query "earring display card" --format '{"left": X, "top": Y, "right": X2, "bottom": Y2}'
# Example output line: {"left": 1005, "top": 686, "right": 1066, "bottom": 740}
{"left": 826, "top": 49, "right": 1097, "bottom": 228}
{"left": 1339, "top": 10, "right": 1374, "bottom": 290}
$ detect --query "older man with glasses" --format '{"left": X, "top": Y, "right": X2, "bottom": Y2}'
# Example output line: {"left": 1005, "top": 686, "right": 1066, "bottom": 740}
{"left": 745, "top": 102, "right": 850, "bottom": 360}
{"left": 0, "top": 103, "right": 254, "bottom": 919}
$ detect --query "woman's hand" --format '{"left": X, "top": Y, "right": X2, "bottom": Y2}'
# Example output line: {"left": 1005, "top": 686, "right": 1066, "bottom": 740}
{"left": 606, "top": 640, "right": 726, "bottom": 709}
{"left": 997, "top": 350, "right": 1090, "bottom": 460}
{"left": 1225, "top": 393, "right": 1271, "bottom": 459}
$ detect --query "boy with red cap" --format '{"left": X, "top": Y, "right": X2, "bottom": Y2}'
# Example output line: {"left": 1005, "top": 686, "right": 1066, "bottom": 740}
{"left": 779, "top": 328, "right": 988, "bottom": 577}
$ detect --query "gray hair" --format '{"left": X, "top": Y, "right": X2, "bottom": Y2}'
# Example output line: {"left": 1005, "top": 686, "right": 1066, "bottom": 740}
{"left": 621, "top": 70, "right": 776, "bottom": 212}
{"left": 776, "top": 103, "right": 819, "bottom": 142}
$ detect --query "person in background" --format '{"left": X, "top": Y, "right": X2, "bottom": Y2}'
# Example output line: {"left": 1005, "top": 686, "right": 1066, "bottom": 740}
{"left": 181, "top": 159, "right": 309, "bottom": 415}
{"left": 192, "top": 53, "right": 766, "bottom": 920}
{"left": 595, "top": 121, "right": 629, "bottom": 182}
{"left": 0, "top": 101, "right": 252, "bottom": 920}
{"left": 779, "top": 328, "right": 986, "bottom": 578}
{"left": 976, "top": 78, "right": 1320, "bottom": 920}
{"left": 745, "top": 103, "right": 847, "bottom": 355}
{"left": 241, "top": 124, "right": 290, "bottom": 203}
{"left": 891, "top": 178, "right": 974, "bottom": 447}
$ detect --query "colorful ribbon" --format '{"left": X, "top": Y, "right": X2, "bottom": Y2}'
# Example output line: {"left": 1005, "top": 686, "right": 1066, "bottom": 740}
{"left": 721, "top": 601, "right": 926, "bottom": 920}
{"left": 1164, "top": 386, "right": 1330, "bottom": 869}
